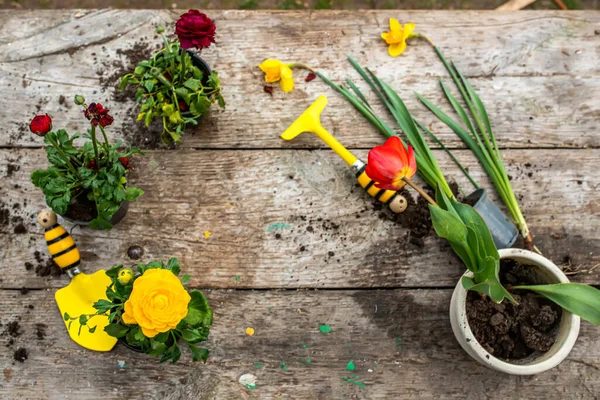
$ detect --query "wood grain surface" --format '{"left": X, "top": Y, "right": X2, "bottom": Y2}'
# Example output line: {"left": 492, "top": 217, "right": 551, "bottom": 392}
{"left": 1, "top": 9, "right": 599, "bottom": 400}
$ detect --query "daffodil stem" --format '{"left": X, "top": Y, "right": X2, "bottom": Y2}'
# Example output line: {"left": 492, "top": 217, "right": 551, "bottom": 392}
{"left": 402, "top": 178, "right": 438, "bottom": 207}
{"left": 288, "top": 63, "right": 315, "bottom": 73}
{"left": 415, "top": 34, "right": 435, "bottom": 47}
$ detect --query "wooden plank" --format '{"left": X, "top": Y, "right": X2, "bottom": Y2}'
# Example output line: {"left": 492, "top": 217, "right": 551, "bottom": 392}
{"left": 2, "top": 148, "right": 599, "bottom": 290}
{"left": 0, "top": 10, "right": 598, "bottom": 149}
{"left": 1, "top": 289, "right": 599, "bottom": 399}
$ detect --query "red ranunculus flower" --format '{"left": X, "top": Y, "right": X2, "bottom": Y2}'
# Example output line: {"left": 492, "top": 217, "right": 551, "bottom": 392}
{"left": 84, "top": 103, "right": 114, "bottom": 127}
{"left": 29, "top": 114, "right": 52, "bottom": 136}
{"left": 178, "top": 100, "right": 188, "bottom": 111}
{"left": 366, "top": 136, "right": 417, "bottom": 191}
{"left": 118, "top": 157, "right": 130, "bottom": 169}
{"left": 87, "top": 159, "right": 97, "bottom": 170}
{"left": 175, "top": 10, "right": 216, "bottom": 50}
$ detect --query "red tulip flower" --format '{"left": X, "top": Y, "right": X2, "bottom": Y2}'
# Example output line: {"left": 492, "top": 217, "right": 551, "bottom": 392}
{"left": 175, "top": 10, "right": 216, "bottom": 51}
{"left": 29, "top": 114, "right": 52, "bottom": 136}
{"left": 366, "top": 136, "right": 417, "bottom": 190}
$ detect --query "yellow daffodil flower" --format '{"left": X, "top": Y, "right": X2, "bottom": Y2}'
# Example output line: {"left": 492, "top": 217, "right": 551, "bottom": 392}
{"left": 259, "top": 59, "right": 294, "bottom": 93}
{"left": 381, "top": 18, "right": 416, "bottom": 57}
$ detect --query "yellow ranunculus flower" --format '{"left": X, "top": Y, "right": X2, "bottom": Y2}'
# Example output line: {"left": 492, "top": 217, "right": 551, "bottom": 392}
{"left": 259, "top": 59, "right": 294, "bottom": 93}
{"left": 381, "top": 18, "right": 416, "bottom": 57}
{"left": 118, "top": 268, "right": 134, "bottom": 285}
{"left": 122, "top": 269, "right": 191, "bottom": 338}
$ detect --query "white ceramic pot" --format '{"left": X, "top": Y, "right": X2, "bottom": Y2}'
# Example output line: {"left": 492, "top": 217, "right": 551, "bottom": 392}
{"left": 450, "top": 248, "right": 581, "bottom": 375}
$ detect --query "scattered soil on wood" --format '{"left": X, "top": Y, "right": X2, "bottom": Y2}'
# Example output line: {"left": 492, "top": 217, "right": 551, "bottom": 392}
{"left": 13, "top": 348, "right": 28, "bottom": 363}
{"left": 374, "top": 188, "right": 433, "bottom": 248}
{"left": 32, "top": 251, "right": 63, "bottom": 277}
{"left": 6, "top": 320, "right": 23, "bottom": 338}
{"left": 35, "top": 324, "right": 47, "bottom": 340}
{"left": 97, "top": 39, "right": 163, "bottom": 149}
{"left": 467, "top": 259, "right": 561, "bottom": 361}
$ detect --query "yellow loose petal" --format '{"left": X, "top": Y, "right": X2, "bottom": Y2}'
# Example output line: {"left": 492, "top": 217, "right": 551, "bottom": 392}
{"left": 259, "top": 59, "right": 284, "bottom": 83}
{"left": 279, "top": 65, "right": 294, "bottom": 93}
{"left": 245, "top": 327, "right": 255, "bottom": 336}
{"left": 389, "top": 17, "right": 401, "bottom": 32}
{"left": 388, "top": 41, "right": 407, "bottom": 57}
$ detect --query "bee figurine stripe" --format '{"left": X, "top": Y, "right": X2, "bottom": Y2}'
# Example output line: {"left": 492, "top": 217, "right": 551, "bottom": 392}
{"left": 37, "top": 210, "right": 80, "bottom": 271}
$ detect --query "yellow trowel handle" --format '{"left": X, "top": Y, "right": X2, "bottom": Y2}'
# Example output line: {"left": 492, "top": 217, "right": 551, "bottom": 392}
{"left": 37, "top": 210, "right": 81, "bottom": 273}
{"left": 281, "top": 95, "right": 408, "bottom": 213}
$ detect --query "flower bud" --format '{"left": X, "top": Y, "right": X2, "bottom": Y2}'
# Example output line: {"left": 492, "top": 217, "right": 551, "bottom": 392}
{"left": 156, "top": 25, "right": 165, "bottom": 34}
{"left": 29, "top": 114, "right": 52, "bottom": 136}
{"left": 74, "top": 95, "right": 85, "bottom": 105}
{"left": 118, "top": 268, "right": 134, "bottom": 285}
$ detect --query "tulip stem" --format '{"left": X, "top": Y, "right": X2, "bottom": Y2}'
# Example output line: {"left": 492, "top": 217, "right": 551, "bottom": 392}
{"left": 402, "top": 178, "right": 438, "bottom": 207}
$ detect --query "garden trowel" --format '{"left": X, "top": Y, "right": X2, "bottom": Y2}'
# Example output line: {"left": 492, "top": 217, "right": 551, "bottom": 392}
{"left": 37, "top": 210, "right": 117, "bottom": 352}
{"left": 281, "top": 94, "right": 408, "bottom": 213}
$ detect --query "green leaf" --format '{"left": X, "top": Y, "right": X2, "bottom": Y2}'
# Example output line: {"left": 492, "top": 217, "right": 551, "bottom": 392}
{"left": 63, "top": 312, "right": 71, "bottom": 321}
{"left": 125, "top": 187, "right": 144, "bottom": 201}
{"left": 188, "top": 344, "right": 209, "bottom": 363}
{"left": 514, "top": 283, "right": 600, "bottom": 325}
{"left": 148, "top": 342, "right": 168, "bottom": 357}
{"left": 189, "top": 97, "right": 211, "bottom": 116}
{"left": 184, "top": 290, "right": 213, "bottom": 326}
{"left": 181, "top": 328, "right": 203, "bottom": 343}
{"left": 144, "top": 80, "right": 155, "bottom": 93}
{"left": 134, "top": 326, "right": 146, "bottom": 341}
{"left": 183, "top": 78, "right": 201, "bottom": 91}
{"left": 153, "top": 332, "right": 170, "bottom": 343}
{"left": 88, "top": 326, "right": 97, "bottom": 333}
{"left": 428, "top": 204, "right": 476, "bottom": 272}
{"left": 79, "top": 315, "right": 88, "bottom": 325}
{"left": 451, "top": 198, "right": 499, "bottom": 261}
{"left": 104, "top": 324, "right": 129, "bottom": 338}
{"left": 93, "top": 299, "right": 115, "bottom": 314}
{"left": 166, "top": 258, "right": 181, "bottom": 276}
{"left": 119, "top": 75, "right": 131, "bottom": 90}
{"left": 105, "top": 264, "right": 123, "bottom": 279}
{"left": 181, "top": 274, "right": 191, "bottom": 283}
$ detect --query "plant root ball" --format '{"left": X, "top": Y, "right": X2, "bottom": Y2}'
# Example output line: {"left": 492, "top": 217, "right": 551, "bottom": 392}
{"left": 389, "top": 195, "right": 408, "bottom": 213}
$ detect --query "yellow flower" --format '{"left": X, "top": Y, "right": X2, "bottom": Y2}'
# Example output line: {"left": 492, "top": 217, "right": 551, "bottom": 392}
{"left": 118, "top": 268, "right": 134, "bottom": 285}
{"left": 259, "top": 59, "right": 294, "bottom": 93}
{"left": 381, "top": 18, "right": 416, "bottom": 57}
{"left": 122, "top": 269, "right": 191, "bottom": 338}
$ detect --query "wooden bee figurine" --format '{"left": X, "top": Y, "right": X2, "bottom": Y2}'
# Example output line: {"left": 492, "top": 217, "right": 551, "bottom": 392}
{"left": 37, "top": 210, "right": 81, "bottom": 273}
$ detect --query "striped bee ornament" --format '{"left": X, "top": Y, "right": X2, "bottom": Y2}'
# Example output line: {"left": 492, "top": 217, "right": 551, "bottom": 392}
{"left": 37, "top": 210, "right": 80, "bottom": 271}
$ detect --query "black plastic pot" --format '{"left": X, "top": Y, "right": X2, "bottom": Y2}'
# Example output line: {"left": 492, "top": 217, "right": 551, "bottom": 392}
{"left": 467, "top": 188, "right": 518, "bottom": 249}
{"left": 180, "top": 49, "right": 212, "bottom": 119}
{"left": 61, "top": 200, "right": 129, "bottom": 227}
{"left": 118, "top": 335, "right": 175, "bottom": 353}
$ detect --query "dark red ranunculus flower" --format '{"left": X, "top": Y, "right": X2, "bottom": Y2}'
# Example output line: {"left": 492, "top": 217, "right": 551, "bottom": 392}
{"left": 175, "top": 10, "right": 216, "bottom": 50}
{"left": 84, "top": 103, "right": 114, "bottom": 127}
{"left": 29, "top": 114, "right": 52, "bottom": 136}
{"left": 87, "top": 159, "right": 97, "bottom": 170}
{"left": 118, "top": 157, "right": 130, "bottom": 169}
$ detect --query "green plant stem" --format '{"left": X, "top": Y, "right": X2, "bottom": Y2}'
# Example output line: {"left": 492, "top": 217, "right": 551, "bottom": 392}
{"left": 98, "top": 125, "right": 111, "bottom": 157}
{"left": 179, "top": 49, "right": 188, "bottom": 86}
{"left": 403, "top": 178, "right": 438, "bottom": 206}
{"left": 90, "top": 125, "right": 100, "bottom": 164}
{"left": 46, "top": 136, "right": 78, "bottom": 175}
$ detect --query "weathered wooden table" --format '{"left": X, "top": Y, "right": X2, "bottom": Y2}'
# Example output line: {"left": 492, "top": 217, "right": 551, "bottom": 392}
{"left": 1, "top": 9, "right": 599, "bottom": 399}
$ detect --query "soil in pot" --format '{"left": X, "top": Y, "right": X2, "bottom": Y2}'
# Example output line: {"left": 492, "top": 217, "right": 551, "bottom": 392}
{"left": 466, "top": 258, "right": 562, "bottom": 361}
{"left": 63, "top": 191, "right": 97, "bottom": 222}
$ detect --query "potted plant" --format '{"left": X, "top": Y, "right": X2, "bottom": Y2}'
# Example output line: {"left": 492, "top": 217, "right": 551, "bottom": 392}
{"left": 66, "top": 258, "right": 213, "bottom": 363}
{"left": 364, "top": 136, "right": 600, "bottom": 375}
{"left": 30, "top": 95, "right": 144, "bottom": 230}
{"left": 119, "top": 10, "right": 225, "bottom": 145}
